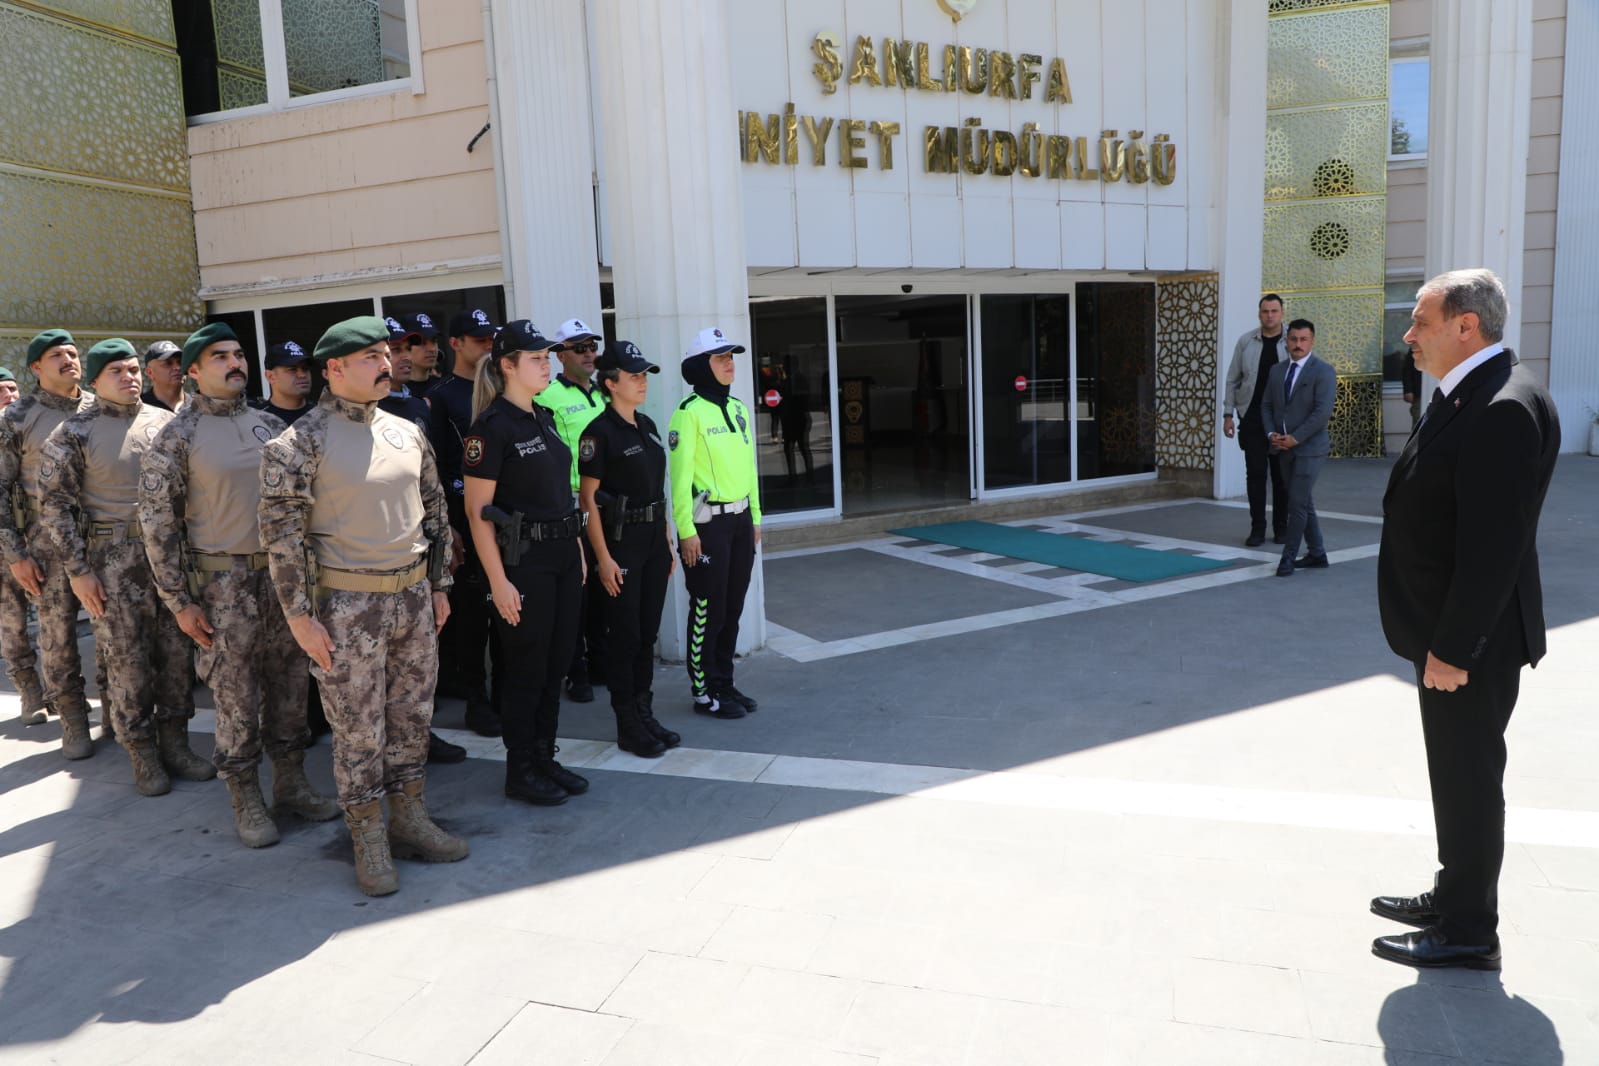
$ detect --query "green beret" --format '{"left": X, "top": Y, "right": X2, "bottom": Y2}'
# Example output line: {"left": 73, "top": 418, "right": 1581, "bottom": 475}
{"left": 83, "top": 338, "right": 139, "bottom": 386}
{"left": 27, "top": 329, "right": 75, "bottom": 366}
{"left": 0, "top": 367, "right": 15, "bottom": 383}
{"left": 314, "top": 316, "right": 390, "bottom": 363}
{"left": 182, "top": 322, "right": 238, "bottom": 373}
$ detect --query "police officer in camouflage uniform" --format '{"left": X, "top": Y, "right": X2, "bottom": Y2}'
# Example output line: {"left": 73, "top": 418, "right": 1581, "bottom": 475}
{"left": 37, "top": 339, "right": 213, "bottom": 792}
{"left": 259, "top": 316, "right": 467, "bottom": 896}
{"left": 0, "top": 331, "right": 91, "bottom": 746}
{"left": 139, "top": 323, "right": 339, "bottom": 847}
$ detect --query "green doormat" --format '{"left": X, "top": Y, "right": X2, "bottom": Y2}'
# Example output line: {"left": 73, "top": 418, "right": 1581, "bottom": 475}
{"left": 887, "top": 520, "right": 1231, "bottom": 582}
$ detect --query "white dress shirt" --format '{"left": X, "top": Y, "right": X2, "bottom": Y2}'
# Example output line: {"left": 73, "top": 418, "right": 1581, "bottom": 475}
{"left": 1438, "top": 342, "right": 1505, "bottom": 398}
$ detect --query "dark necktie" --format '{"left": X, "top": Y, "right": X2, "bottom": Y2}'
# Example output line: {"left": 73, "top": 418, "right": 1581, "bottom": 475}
{"left": 1417, "top": 387, "right": 1445, "bottom": 431}
{"left": 1283, "top": 361, "right": 1299, "bottom": 402}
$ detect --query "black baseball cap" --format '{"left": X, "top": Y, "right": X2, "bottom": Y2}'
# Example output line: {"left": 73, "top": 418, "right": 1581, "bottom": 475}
{"left": 493, "top": 319, "right": 563, "bottom": 357}
{"left": 596, "top": 340, "right": 659, "bottom": 375}
{"left": 143, "top": 340, "right": 181, "bottom": 365}
{"left": 399, "top": 311, "right": 440, "bottom": 339}
{"left": 449, "top": 308, "right": 498, "bottom": 338}
{"left": 264, "top": 340, "right": 312, "bottom": 368}
{"left": 384, "top": 316, "right": 420, "bottom": 344}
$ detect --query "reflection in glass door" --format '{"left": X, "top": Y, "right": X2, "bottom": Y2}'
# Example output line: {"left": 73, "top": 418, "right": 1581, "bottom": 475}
{"left": 1075, "top": 283, "right": 1157, "bottom": 478}
{"left": 750, "top": 298, "right": 835, "bottom": 515}
{"left": 833, "top": 294, "right": 970, "bottom": 515}
{"left": 980, "top": 293, "right": 1072, "bottom": 490}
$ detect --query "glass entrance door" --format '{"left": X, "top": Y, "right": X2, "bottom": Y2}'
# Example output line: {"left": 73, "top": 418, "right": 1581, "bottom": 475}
{"left": 833, "top": 294, "right": 971, "bottom": 515}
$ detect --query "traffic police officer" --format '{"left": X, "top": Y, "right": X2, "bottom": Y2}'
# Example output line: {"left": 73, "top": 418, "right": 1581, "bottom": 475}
{"left": 0, "top": 331, "right": 92, "bottom": 744}
{"left": 37, "top": 339, "right": 211, "bottom": 793}
{"left": 462, "top": 320, "right": 588, "bottom": 806}
{"left": 668, "top": 327, "right": 762, "bottom": 718}
{"left": 538, "top": 318, "right": 608, "bottom": 702}
{"left": 578, "top": 341, "right": 679, "bottom": 757}
{"left": 258, "top": 315, "right": 467, "bottom": 896}
{"left": 139, "top": 322, "right": 338, "bottom": 847}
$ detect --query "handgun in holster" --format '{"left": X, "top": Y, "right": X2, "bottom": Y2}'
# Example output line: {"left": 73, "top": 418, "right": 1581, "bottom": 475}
{"left": 596, "top": 489, "right": 627, "bottom": 543}
{"left": 481, "top": 505, "right": 527, "bottom": 567}
{"left": 427, "top": 536, "right": 448, "bottom": 585}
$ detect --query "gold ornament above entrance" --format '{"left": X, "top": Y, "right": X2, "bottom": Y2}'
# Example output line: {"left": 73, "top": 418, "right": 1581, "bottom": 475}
{"left": 937, "top": 0, "right": 978, "bottom": 22}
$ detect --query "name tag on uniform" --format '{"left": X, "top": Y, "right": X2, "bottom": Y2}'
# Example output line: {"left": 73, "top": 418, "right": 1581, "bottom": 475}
{"left": 514, "top": 437, "right": 547, "bottom": 457}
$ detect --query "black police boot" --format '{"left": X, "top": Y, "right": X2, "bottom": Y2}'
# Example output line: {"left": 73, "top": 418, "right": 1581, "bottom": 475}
{"left": 533, "top": 738, "right": 589, "bottom": 795}
{"left": 614, "top": 699, "right": 667, "bottom": 759}
{"left": 427, "top": 731, "right": 467, "bottom": 764}
{"left": 505, "top": 748, "right": 568, "bottom": 806}
{"left": 636, "top": 691, "right": 681, "bottom": 748}
{"left": 464, "top": 688, "right": 501, "bottom": 737}
{"left": 565, "top": 671, "right": 594, "bottom": 703}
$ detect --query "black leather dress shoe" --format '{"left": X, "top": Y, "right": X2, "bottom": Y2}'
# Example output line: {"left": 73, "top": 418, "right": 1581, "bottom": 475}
{"left": 1371, "top": 891, "right": 1440, "bottom": 927}
{"left": 1275, "top": 559, "right": 1295, "bottom": 577}
{"left": 1293, "top": 552, "right": 1330, "bottom": 569}
{"left": 1372, "top": 927, "right": 1501, "bottom": 970}
{"left": 1245, "top": 531, "right": 1266, "bottom": 547}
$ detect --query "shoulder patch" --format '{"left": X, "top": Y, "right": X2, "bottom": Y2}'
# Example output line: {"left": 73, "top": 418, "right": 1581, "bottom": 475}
{"left": 464, "top": 435, "right": 484, "bottom": 467}
{"left": 380, "top": 426, "right": 405, "bottom": 451}
{"left": 140, "top": 469, "right": 163, "bottom": 493}
{"left": 38, "top": 460, "right": 55, "bottom": 483}
{"left": 578, "top": 435, "right": 596, "bottom": 462}
{"left": 668, "top": 430, "right": 679, "bottom": 451}
{"left": 252, "top": 424, "right": 272, "bottom": 444}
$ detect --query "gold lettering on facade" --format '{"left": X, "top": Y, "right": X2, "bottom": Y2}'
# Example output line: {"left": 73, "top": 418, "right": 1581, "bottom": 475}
{"left": 1074, "top": 136, "right": 1098, "bottom": 179}
{"left": 850, "top": 36, "right": 883, "bottom": 87}
{"left": 1017, "top": 54, "right": 1042, "bottom": 100}
{"left": 1046, "top": 135, "right": 1071, "bottom": 179}
{"left": 1046, "top": 57, "right": 1072, "bottom": 103}
{"left": 741, "top": 110, "right": 781, "bottom": 164}
{"left": 957, "top": 46, "right": 988, "bottom": 94}
{"left": 840, "top": 118, "right": 868, "bottom": 168}
{"left": 989, "top": 51, "right": 1018, "bottom": 100}
{"left": 812, "top": 34, "right": 843, "bottom": 95}
{"left": 802, "top": 114, "right": 835, "bottom": 165}
{"left": 960, "top": 117, "right": 989, "bottom": 175}
{"left": 915, "top": 42, "right": 943, "bottom": 91}
{"left": 883, "top": 38, "right": 915, "bottom": 87}
{"left": 991, "top": 129, "right": 1018, "bottom": 175}
{"left": 869, "top": 120, "right": 902, "bottom": 169}
{"left": 1151, "top": 134, "right": 1176, "bottom": 185}
{"left": 1018, "top": 123, "right": 1042, "bottom": 177}
{"left": 1099, "top": 129, "right": 1126, "bottom": 181}
{"left": 1126, "top": 130, "right": 1149, "bottom": 183}
{"left": 925, "top": 125, "right": 959, "bottom": 173}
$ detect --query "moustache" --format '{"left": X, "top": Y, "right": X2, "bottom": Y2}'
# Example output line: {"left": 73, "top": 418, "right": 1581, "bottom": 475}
{"left": 227, "top": 371, "right": 246, "bottom": 380}
{"left": 376, "top": 373, "right": 391, "bottom": 383}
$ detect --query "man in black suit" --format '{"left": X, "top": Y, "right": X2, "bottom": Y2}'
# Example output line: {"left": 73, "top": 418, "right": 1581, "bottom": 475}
{"left": 1371, "top": 268, "right": 1560, "bottom": 970}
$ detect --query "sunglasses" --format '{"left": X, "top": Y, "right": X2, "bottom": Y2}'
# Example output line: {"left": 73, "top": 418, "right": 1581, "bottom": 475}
{"left": 566, "top": 342, "right": 598, "bottom": 354}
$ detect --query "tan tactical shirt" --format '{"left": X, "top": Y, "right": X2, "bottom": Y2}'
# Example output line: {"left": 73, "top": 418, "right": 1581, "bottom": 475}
{"left": 37, "top": 397, "right": 172, "bottom": 577}
{"left": 258, "top": 392, "right": 452, "bottom": 620}
{"left": 138, "top": 392, "right": 286, "bottom": 614}
{"left": 0, "top": 389, "right": 90, "bottom": 566}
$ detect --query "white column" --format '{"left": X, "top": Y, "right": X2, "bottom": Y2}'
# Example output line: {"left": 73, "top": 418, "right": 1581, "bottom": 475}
{"left": 1212, "top": 0, "right": 1269, "bottom": 500}
{"left": 485, "top": 0, "right": 604, "bottom": 328}
{"left": 591, "top": 0, "right": 763, "bottom": 658}
{"left": 1548, "top": 3, "right": 1599, "bottom": 452}
{"left": 1424, "top": 0, "right": 1533, "bottom": 348}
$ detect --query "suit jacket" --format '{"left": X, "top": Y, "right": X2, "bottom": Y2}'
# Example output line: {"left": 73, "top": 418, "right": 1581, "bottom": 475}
{"left": 1221, "top": 328, "right": 1287, "bottom": 419}
{"left": 1377, "top": 349, "right": 1560, "bottom": 669}
{"left": 1259, "top": 353, "right": 1336, "bottom": 458}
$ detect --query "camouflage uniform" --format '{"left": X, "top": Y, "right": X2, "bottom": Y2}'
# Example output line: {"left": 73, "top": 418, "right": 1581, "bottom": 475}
{"left": 139, "top": 393, "right": 309, "bottom": 778}
{"left": 36, "top": 396, "right": 193, "bottom": 745}
{"left": 0, "top": 389, "right": 93, "bottom": 733}
{"left": 258, "top": 393, "right": 453, "bottom": 809}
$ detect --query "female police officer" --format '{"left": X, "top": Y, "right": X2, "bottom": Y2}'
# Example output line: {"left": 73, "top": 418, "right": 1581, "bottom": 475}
{"left": 461, "top": 320, "right": 588, "bottom": 806}
{"left": 577, "top": 341, "right": 679, "bottom": 758}
{"left": 668, "top": 326, "right": 761, "bottom": 719}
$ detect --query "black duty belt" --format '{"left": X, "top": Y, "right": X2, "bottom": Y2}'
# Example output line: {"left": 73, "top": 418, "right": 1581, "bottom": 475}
{"left": 624, "top": 501, "right": 666, "bottom": 525}
{"left": 522, "top": 511, "right": 587, "bottom": 542}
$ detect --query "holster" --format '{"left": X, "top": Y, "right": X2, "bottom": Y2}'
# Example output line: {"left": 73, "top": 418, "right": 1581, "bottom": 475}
{"left": 602, "top": 492, "right": 628, "bottom": 543}
{"left": 427, "top": 537, "right": 447, "bottom": 585}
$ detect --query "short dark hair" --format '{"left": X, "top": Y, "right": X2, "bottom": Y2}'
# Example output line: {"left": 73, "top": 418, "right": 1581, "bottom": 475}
{"left": 1286, "top": 318, "right": 1315, "bottom": 335}
{"left": 1259, "top": 293, "right": 1284, "bottom": 309}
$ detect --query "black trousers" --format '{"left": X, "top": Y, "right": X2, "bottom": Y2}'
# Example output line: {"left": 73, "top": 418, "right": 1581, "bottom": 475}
{"left": 682, "top": 509, "right": 755, "bottom": 695}
{"left": 567, "top": 554, "right": 609, "bottom": 684}
{"left": 598, "top": 521, "right": 672, "bottom": 711}
{"left": 495, "top": 539, "right": 582, "bottom": 750}
{"left": 1415, "top": 656, "right": 1522, "bottom": 941}
{"left": 1239, "top": 421, "right": 1286, "bottom": 535}
{"left": 441, "top": 525, "right": 502, "bottom": 698}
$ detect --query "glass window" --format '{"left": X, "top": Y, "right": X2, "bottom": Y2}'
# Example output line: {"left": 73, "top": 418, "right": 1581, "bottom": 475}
{"left": 1074, "top": 283, "right": 1156, "bottom": 480}
{"left": 379, "top": 285, "right": 506, "bottom": 379}
{"left": 174, "top": 0, "right": 413, "bottom": 118}
{"left": 750, "top": 297, "right": 835, "bottom": 515}
{"left": 1390, "top": 58, "right": 1429, "bottom": 158}
{"left": 980, "top": 294, "right": 1071, "bottom": 491}
{"left": 1382, "top": 278, "right": 1421, "bottom": 386}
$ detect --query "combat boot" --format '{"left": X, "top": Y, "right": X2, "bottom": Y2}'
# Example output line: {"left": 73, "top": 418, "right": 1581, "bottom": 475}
{"left": 18, "top": 673, "right": 48, "bottom": 726}
{"left": 155, "top": 718, "right": 217, "bottom": 781}
{"left": 533, "top": 738, "right": 589, "bottom": 795}
{"left": 270, "top": 751, "right": 339, "bottom": 821}
{"left": 225, "top": 771, "right": 280, "bottom": 848}
{"left": 126, "top": 738, "right": 172, "bottom": 796}
{"left": 343, "top": 801, "right": 398, "bottom": 896}
{"left": 505, "top": 748, "right": 568, "bottom": 806}
{"left": 614, "top": 699, "right": 666, "bottom": 758}
{"left": 636, "top": 691, "right": 681, "bottom": 749}
{"left": 387, "top": 780, "right": 469, "bottom": 863}
{"left": 57, "top": 700, "right": 94, "bottom": 761}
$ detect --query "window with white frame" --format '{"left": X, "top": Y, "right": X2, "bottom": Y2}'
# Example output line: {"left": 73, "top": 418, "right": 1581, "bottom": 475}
{"left": 1382, "top": 278, "right": 1422, "bottom": 391}
{"left": 1389, "top": 50, "right": 1429, "bottom": 161}
{"left": 173, "top": 0, "right": 416, "bottom": 119}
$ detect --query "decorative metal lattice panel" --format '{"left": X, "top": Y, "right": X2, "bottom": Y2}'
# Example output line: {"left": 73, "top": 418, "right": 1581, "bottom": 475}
{"left": 0, "top": 5, "right": 189, "bottom": 191}
{"left": 283, "top": 0, "right": 385, "bottom": 96}
{"left": 1154, "top": 273, "right": 1220, "bottom": 472}
{"left": 219, "top": 67, "right": 268, "bottom": 110}
{"left": 1330, "top": 373, "right": 1384, "bottom": 458}
{"left": 0, "top": 170, "right": 203, "bottom": 333}
{"left": 1274, "top": 291, "right": 1384, "bottom": 375}
{"left": 1265, "top": 103, "right": 1389, "bottom": 201}
{"left": 1268, "top": 0, "right": 1371, "bottom": 13}
{"left": 0, "top": 329, "right": 180, "bottom": 379}
{"left": 1267, "top": 6, "right": 1389, "bottom": 110}
{"left": 211, "top": 0, "right": 265, "bottom": 71}
{"left": 1262, "top": 197, "right": 1386, "bottom": 294}
{"left": 27, "top": 0, "right": 174, "bottom": 44}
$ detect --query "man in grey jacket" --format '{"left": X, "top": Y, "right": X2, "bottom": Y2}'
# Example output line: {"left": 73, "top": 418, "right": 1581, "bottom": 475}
{"left": 1221, "top": 294, "right": 1288, "bottom": 546}
{"left": 1261, "top": 318, "right": 1336, "bottom": 578}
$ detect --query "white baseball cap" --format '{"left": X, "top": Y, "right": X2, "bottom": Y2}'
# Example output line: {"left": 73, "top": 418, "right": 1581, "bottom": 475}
{"left": 552, "top": 318, "right": 600, "bottom": 345}
{"left": 684, "top": 326, "right": 746, "bottom": 361}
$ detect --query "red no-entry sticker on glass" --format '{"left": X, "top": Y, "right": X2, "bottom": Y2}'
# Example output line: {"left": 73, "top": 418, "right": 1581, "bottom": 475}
{"left": 1013, "top": 375, "right": 1028, "bottom": 392}
{"left": 764, "top": 389, "right": 782, "bottom": 407}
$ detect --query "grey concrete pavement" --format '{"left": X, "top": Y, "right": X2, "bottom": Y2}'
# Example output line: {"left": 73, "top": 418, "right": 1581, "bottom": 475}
{"left": 1, "top": 458, "right": 1596, "bottom": 1064}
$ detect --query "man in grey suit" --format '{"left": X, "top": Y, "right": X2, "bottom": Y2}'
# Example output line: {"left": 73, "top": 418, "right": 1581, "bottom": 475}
{"left": 1260, "top": 319, "right": 1336, "bottom": 577}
